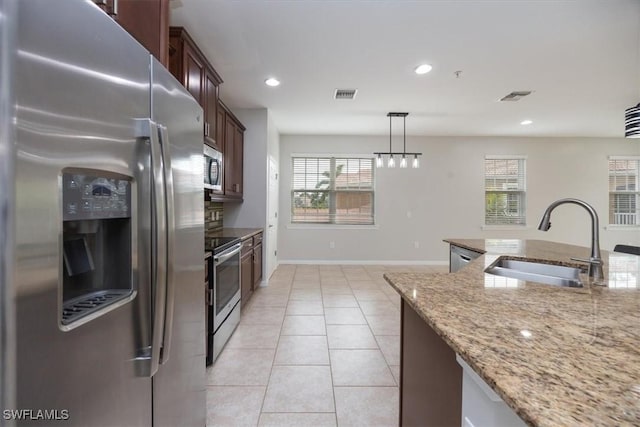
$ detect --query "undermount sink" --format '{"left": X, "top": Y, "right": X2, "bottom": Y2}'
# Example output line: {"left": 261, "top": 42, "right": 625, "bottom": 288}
{"left": 484, "top": 257, "right": 584, "bottom": 287}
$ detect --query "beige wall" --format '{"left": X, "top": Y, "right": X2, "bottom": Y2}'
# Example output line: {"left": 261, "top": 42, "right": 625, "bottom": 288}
{"left": 278, "top": 135, "right": 640, "bottom": 263}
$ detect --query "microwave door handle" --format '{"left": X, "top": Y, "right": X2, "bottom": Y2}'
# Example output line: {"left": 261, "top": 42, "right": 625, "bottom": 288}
{"left": 158, "top": 125, "right": 175, "bottom": 366}
{"left": 214, "top": 159, "right": 220, "bottom": 183}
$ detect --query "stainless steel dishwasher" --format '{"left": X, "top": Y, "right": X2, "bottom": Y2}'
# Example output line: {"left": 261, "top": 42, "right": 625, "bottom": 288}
{"left": 449, "top": 245, "right": 482, "bottom": 273}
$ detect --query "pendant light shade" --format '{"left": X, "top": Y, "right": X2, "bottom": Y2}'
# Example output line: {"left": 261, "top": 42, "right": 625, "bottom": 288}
{"left": 374, "top": 112, "right": 422, "bottom": 168}
{"left": 625, "top": 103, "right": 640, "bottom": 138}
{"left": 400, "top": 155, "right": 408, "bottom": 168}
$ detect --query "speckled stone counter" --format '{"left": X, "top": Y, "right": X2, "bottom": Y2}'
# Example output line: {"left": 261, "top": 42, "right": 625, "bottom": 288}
{"left": 385, "top": 239, "right": 640, "bottom": 427}
{"left": 209, "top": 227, "right": 263, "bottom": 240}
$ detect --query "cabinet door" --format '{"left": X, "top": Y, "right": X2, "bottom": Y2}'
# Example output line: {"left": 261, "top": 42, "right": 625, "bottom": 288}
{"left": 224, "top": 115, "right": 237, "bottom": 195}
{"left": 233, "top": 126, "right": 244, "bottom": 196}
{"left": 240, "top": 251, "right": 253, "bottom": 308}
{"left": 253, "top": 243, "right": 263, "bottom": 290}
{"left": 92, "top": 0, "right": 168, "bottom": 67}
{"left": 216, "top": 105, "right": 225, "bottom": 154}
{"left": 204, "top": 71, "right": 219, "bottom": 149}
{"left": 114, "top": 0, "right": 169, "bottom": 66}
{"left": 183, "top": 43, "right": 204, "bottom": 107}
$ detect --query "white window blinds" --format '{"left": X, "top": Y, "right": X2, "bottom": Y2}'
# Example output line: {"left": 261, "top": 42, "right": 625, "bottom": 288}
{"left": 291, "top": 157, "right": 374, "bottom": 225}
{"left": 485, "top": 157, "right": 526, "bottom": 225}
{"left": 609, "top": 157, "right": 639, "bottom": 226}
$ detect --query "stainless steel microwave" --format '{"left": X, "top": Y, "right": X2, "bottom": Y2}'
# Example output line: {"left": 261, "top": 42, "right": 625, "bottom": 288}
{"left": 204, "top": 145, "right": 222, "bottom": 191}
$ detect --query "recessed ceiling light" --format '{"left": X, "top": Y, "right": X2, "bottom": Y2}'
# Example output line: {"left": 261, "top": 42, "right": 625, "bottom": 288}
{"left": 414, "top": 64, "right": 432, "bottom": 75}
{"left": 520, "top": 120, "right": 533, "bottom": 125}
{"left": 265, "top": 78, "right": 280, "bottom": 87}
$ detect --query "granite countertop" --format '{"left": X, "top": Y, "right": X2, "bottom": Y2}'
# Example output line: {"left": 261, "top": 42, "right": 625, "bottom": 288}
{"left": 385, "top": 239, "right": 640, "bottom": 427}
{"left": 209, "top": 227, "right": 263, "bottom": 240}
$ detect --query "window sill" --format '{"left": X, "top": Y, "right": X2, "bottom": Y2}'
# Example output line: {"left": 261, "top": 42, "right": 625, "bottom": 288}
{"left": 605, "top": 225, "right": 640, "bottom": 231}
{"left": 287, "top": 223, "right": 379, "bottom": 230}
{"left": 481, "top": 225, "right": 529, "bottom": 231}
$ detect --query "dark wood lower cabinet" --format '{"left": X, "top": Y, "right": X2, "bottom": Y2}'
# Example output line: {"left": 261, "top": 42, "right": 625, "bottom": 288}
{"left": 240, "top": 241, "right": 253, "bottom": 308}
{"left": 253, "top": 243, "right": 263, "bottom": 290}
{"left": 401, "top": 300, "right": 462, "bottom": 426}
{"left": 239, "top": 232, "right": 264, "bottom": 308}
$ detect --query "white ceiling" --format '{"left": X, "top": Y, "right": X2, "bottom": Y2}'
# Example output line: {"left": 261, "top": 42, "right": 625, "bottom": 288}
{"left": 171, "top": 0, "right": 640, "bottom": 137}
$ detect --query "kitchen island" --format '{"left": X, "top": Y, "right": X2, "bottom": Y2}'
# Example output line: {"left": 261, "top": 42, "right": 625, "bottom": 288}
{"left": 385, "top": 239, "right": 640, "bottom": 427}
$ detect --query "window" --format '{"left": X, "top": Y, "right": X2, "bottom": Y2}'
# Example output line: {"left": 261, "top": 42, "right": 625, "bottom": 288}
{"left": 291, "top": 157, "right": 374, "bottom": 225}
{"left": 609, "top": 157, "right": 639, "bottom": 226}
{"left": 484, "top": 156, "right": 526, "bottom": 225}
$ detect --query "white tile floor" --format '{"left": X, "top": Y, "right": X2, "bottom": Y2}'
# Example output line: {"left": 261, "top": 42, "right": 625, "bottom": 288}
{"left": 206, "top": 263, "right": 448, "bottom": 427}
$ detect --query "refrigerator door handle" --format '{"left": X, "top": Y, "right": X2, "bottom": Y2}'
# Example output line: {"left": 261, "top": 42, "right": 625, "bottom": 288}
{"left": 134, "top": 118, "right": 167, "bottom": 378}
{"left": 158, "top": 124, "right": 175, "bottom": 366}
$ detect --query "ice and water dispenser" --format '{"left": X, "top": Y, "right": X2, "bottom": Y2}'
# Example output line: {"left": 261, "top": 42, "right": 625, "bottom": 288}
{"left": 61, "top": 170, "right": 133, "bottom": 327}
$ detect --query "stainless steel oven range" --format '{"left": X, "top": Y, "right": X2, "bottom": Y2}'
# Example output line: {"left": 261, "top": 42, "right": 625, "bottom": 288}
{"left": 206, "top": 237, "right": 242, "bottom": 364}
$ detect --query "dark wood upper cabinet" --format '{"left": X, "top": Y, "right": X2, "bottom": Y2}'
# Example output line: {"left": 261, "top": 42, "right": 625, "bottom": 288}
{"left": 204, "top": 71, "right": 220, "bottom": 150}
{"left": 223, "top": 113, "right": 236, "bottom": 195}
{"left": 93, "top": 0, "right": 169, "bottom": 67}
{"left": 221, "top": 101, "right": 244, "bottom": 200}
{"left": 168, "top": 27, "right": 223, "bottom": 149}
{"left": 215, "top": 108, "right": 225, "bottom": 154}
{"left": 168, "top": 27, "right": 245, "bottom": 202}
{"left": 184, "top": 43, "right": 204, "bottom": 105}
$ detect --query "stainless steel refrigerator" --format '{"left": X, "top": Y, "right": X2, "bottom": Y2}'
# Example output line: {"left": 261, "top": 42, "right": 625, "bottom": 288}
{"left": 2, "top": 1, "right": 206, "bottom": 425}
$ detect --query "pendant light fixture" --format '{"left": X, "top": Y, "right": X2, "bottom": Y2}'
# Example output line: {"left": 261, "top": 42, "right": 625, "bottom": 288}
{"left": 374, "top": 112, "right": 422, "bottom": 168}
{"left": 625, "top": 103, "right": 640, "bottom": 138}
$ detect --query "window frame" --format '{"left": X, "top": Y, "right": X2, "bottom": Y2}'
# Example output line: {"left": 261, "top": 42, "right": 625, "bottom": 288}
{"left": 608, "top": 156, "right": 640, "bottom": 227}
{"left": 290, "top": 155, "right": 375, "bottom": 226}
{"left": 484, "top": 155, "right": 527, "bottom": 227}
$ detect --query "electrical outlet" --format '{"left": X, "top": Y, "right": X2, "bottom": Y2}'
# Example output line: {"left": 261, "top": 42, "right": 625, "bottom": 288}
{"left": 414, "top": 241, "right": 420, "bottom": 249}
{"left": 329, "top": 241, "right": 335, "bottom": 249}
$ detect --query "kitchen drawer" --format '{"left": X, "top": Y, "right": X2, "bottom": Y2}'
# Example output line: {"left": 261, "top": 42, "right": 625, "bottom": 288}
{"left": 241, "top": 237, "right": 253, "bottom": 256}
{"left": 253, "top": 232, "right": 263, "bottom": 246}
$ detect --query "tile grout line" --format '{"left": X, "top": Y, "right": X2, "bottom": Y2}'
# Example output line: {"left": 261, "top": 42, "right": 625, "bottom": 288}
{"left": 353, "top": 268, "right": 399, "bottom": 388}
{"left": 255, "top": 270, "right": 295, "bottom": 426}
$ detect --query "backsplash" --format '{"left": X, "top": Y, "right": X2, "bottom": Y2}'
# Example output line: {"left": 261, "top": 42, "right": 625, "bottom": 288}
{"left": 205, "top": 201, "right": 223, "bottom": 237}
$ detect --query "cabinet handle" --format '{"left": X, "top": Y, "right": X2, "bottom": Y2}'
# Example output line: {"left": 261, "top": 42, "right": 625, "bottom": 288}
{"left": 205, "top": 122, "right": 210, "bottom": 136}
{"left": 112, "top": 0, "right": 118, "bottom": 16}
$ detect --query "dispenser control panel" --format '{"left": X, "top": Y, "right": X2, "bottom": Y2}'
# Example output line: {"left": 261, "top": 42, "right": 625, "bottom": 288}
{"left": 63, "top": 172, "right": 131, "bottom": 221}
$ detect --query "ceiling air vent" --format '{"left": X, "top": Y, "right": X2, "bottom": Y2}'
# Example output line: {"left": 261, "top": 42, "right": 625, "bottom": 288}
{"left": 499, "top": 91, "right": 532, "bottom": 102}
{"left": 334, "top": 89, "right": 358, "bottom": 100}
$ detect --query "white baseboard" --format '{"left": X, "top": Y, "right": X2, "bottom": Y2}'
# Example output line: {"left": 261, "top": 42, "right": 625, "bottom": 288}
{"left": 277, "top": 259, "right": 448, "bottom": 266}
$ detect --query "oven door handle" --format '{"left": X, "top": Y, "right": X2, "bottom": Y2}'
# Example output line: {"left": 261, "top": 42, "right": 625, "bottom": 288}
{"left": 214, "top": 243, "right": 241, "bottom": 265}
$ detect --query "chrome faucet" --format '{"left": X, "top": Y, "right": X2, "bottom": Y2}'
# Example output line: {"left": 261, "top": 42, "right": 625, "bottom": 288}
{"left": 538, "top": 198, "right": 604, "bottom": 281}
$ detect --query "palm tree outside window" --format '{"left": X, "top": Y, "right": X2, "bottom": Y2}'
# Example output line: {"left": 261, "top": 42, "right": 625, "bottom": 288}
{"left": 291, "top": 157, "right": 374, "bottom": 225}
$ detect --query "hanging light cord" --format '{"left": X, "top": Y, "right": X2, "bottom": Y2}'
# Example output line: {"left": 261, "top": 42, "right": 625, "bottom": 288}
{"left": 374, "top": 112, "right": 423, "bottom": 157}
